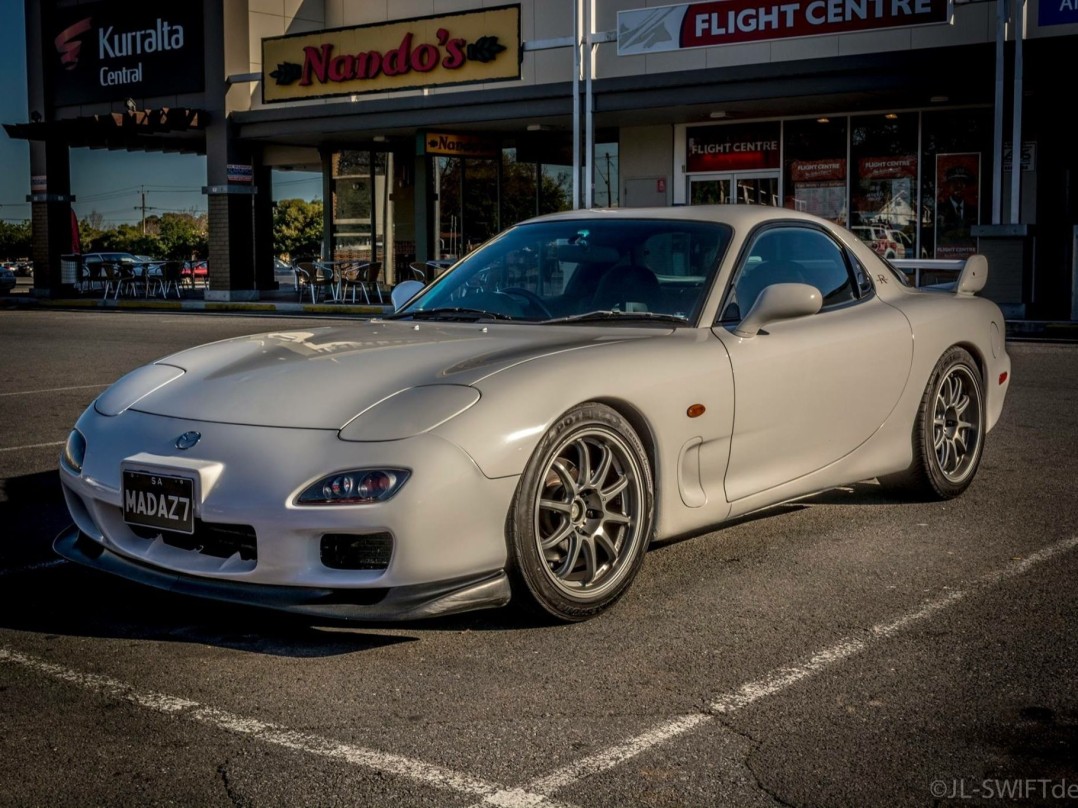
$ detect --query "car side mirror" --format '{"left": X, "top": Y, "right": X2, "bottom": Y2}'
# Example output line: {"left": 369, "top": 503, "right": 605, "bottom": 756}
{"left": 391, "top": 280, "right": 425, "bottom": 311}
{"left": 734, "top": 283, "right": 822, "bottom": 338}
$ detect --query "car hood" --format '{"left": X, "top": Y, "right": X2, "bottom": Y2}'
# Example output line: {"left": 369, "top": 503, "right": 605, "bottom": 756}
{"left": 121, "top": 320, "right": 657, "bottom": 429}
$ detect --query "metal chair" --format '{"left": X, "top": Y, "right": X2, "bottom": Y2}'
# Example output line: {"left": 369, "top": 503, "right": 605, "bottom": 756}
{"left": 359, "top": 261, "right": 384, "bottom": 304}
{"left": 338, "top": 262, "right": 365, "bottom": 303}
{"left": 158, "top": 261, "right": 184, "bottom": 299}
{"left": 294, "top": 261, "right": 337, "bottom": 303}
{"left": 293, "top": 262, "right": 317, "bottom": 303}
{"left": 101, "top": 262, "right": 139, "bottom": 300}
{"left": 82, "top": 260, "right": 104, "bottom": 293}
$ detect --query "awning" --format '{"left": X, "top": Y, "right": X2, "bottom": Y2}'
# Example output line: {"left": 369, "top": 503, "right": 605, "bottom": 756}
{"left": 2, "top": 108, "right": 208, "bottom": 154}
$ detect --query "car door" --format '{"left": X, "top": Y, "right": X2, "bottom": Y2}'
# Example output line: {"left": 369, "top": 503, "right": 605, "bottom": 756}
{"left": 713, "top": 223, "right": 912, "bottom": 502}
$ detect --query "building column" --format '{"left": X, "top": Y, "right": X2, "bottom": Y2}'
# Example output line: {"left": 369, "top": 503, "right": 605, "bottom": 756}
{"left": 201, "top": 0, "right": 257, "bottom": 301}
{"left": 413, "top": 150, "right": 431, "bottom": 265}
{"left": 252, "top": 159, "right": 275, "bottom": 290}
{"left": 24, "top": 0, "right": 77, "bottom": 298}
{"left": 28, "top": 140, "right": 78, "bottom": 297}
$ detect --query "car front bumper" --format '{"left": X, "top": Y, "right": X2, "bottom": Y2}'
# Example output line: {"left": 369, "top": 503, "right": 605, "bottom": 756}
{"left": 58, "top": 407, "right": 519, "bottom": 620}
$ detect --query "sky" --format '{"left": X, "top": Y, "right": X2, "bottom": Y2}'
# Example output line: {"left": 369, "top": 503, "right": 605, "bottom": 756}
{"left": 0, "top": 3, "right": 321, "bottom": 228}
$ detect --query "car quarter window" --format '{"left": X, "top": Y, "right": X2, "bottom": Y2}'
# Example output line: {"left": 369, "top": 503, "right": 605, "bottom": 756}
{"left": 721, "top": 225, "right": 860, "bottom": 321}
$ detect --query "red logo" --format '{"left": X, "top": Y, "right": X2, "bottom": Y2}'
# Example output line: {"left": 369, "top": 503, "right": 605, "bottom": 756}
{"left": 55, "top": 18, "right": 92, "bottom": 70}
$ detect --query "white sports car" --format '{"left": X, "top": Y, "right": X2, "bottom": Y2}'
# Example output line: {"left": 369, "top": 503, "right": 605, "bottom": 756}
{"left": 56, "top": 206, "right": 1011, "bottom": 622}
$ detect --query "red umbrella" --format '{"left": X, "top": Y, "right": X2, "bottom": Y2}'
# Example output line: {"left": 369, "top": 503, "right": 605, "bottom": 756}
{"left": 70, "top": 209, "right": 81, "bottom": 254}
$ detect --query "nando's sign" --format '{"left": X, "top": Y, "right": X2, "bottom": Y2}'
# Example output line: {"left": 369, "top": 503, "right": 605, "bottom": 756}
{"left": 262, "top": 6, "right": 522, "bottom": 103}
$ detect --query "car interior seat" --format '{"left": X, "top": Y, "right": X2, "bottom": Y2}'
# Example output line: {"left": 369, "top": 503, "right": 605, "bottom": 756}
{"left": 590, "top": 263, "right": 660, "bottom": 312}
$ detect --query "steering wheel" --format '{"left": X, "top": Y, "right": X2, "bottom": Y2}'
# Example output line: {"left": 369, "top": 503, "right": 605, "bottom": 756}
{"left": 496, "top": 287, "right": 553, "bottom": 319}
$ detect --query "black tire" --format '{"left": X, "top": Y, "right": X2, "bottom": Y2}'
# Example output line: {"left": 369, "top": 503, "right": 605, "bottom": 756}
{"left": 880, "top": 346, "right": 985, "bottom": 500}
{"left": 507, "top": 403, "right": 654, "bottom": 622}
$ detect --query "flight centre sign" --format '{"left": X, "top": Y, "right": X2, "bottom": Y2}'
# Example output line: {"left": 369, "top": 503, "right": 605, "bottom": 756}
{"left": 262, "top": 5, "right": 521, "bottom": 103}
{"left": 617, "top": 0, "right": 952, "bottom": 54}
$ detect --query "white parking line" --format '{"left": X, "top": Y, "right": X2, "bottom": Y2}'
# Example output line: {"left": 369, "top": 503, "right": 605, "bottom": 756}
{"left": 0, "top": 646, "right": 575, "bottom": 808}
{"left": 3, "top": 536, "right": 1076, "bottom": 807}
{"left": 0, "top": 384, "right": 108, "bottom": 397}
{"left": 480, "top": 534, "right": 1078, "bottom": 806}
{"left": 0, "top": 441, "right": 64, "bottom": 453}
{"left": 0, "top": 559, "right": 67, "bottom": 578}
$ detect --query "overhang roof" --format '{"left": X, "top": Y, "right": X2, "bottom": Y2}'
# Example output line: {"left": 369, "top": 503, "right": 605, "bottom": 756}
{"left": 2, "top": 108, "right": 208, "bottom": 154}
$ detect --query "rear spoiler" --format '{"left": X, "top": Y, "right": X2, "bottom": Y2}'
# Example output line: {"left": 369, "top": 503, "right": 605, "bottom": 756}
{"left": 955, "top": 255, "right": 987, "bottom": 297}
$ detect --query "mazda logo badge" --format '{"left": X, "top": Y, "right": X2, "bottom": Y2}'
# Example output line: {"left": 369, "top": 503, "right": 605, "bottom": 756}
{"left": 175, "top": 431, "right": 201, "bottom": 450}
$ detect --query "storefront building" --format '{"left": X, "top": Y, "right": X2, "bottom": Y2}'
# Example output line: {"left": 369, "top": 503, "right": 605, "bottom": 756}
{"left": 9, "top": 0, "right": 1078, "bottom": 319}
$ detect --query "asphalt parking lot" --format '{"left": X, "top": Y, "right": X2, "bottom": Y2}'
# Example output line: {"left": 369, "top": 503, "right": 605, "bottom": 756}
{"left": 1, "top": 309, "right": 1076, "bottom": 807}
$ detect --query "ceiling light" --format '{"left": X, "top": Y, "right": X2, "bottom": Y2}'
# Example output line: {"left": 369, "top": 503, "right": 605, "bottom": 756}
{"left": 885, "top": 113, "right": 898, "bottom": 120}
{"left": 930, "top": 95, "right": 949, "bottom": 103}
{"left": 708, "top": 111, "right": 727, "bottom": 119}
{"left": 816, "top": 117, "right": 830, "bottom": 124}
{"left": 526, "top": 124, "right": 552, "bottom": 131}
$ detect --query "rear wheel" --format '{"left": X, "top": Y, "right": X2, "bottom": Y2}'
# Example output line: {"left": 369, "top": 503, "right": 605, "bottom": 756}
{"left": 507, "top": 403, "right": 653, "bottom": 621}
{"left": 880, "top": 346, "right": 985, "bottom": 500}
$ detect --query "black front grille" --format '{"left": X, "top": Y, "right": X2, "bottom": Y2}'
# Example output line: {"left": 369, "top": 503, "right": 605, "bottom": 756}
{"left": 131, "top": 521, "right": 257, "bottom": 561}
{"left": 320, "top": 532, "right": 393, "bottom": 570}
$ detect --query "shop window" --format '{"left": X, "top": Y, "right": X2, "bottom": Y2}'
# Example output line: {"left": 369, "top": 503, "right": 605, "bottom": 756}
{"left": 783, "top": 117, "right": 848, "bottom": 224}
{"left": 921, "top": 109, "right": 992, "bottom": 260}
{"left": 331, "top": 150, "right": 388, "bottom": 262}
{"left": 850, "top": 113, "right": 919, "bottom": 260}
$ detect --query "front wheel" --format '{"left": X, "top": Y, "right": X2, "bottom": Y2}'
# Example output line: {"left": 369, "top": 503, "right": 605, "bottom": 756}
{"left": 880, "top": 346, "right": 985, "bottom": 500}
{"left": 507, "top": 403, "right": 653, "bottom": 622}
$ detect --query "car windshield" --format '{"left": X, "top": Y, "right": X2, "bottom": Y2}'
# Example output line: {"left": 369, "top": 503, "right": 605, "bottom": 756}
{"left": 395, "top": 218, "right": 732, "bottom": 324}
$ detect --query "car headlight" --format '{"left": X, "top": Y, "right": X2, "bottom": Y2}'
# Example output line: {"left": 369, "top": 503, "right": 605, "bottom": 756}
{"left": 95, "top": 363, "right": 185, "bottom": 416}
{"left": 338, "top": 385, "right": 480, "bottom": 442}
{"left": 62, "top": 428, "right": 86, "bottom": 474}
{"left": 296, "top": 469, "right": 411, "bottom": 506}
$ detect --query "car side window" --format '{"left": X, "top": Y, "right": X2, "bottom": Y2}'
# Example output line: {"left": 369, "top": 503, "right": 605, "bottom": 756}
{"left": 721, "top": 226, "right": 859, "bottom": 321}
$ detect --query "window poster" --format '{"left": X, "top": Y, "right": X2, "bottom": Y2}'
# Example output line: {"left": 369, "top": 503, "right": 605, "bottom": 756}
{"left": 935, "top": 153, "right": 980, "bottom": 259}
{"left": 788, "top": 158, "right": 847, "bottom": 224}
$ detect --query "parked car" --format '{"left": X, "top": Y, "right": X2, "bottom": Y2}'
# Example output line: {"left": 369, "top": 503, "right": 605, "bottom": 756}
{"left": 182, "top": 260, "right": 208, "bottom": 285}
{"left": 55, "top": 205, "right": 1010, "bottom": 623}
{"left": 851, "top": 224, "right": 902, "bottom": 259}
{"left": 0, "top": 264, "right": 15, "bottom": 294}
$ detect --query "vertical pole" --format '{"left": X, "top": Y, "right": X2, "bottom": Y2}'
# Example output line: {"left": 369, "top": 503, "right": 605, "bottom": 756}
{"left": 991, "top": 0, "right": 1006, "bottom": 225}
{"left": 1009, "top": 0, "right": 1024, "bottom": 225}
{"left": 572, "top": 0, "right": 581, "bottom": 209}
{"left": 584, "top": 0, "right": 595, "bottom": 209}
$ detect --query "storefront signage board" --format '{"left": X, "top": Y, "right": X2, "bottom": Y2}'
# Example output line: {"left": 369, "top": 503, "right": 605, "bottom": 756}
{"left": 1038, "top": 0, "right": 1078, "bottom": 26}
{"left": 422, "top": 132, "right": 501, "bottom": 159}
{"left": 618, "top": 0, "right": 952, "bottom": 54}
{"left": 263, "top": 6, "right": 521, "bottom": 103}
{"left": 45, "top": 0, "right": 204, "bottom": 106}
{"left": 686, "top": 124, "right": 780, "bottom": 172}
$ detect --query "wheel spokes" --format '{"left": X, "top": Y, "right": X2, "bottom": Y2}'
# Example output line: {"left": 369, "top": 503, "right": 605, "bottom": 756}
{"left": 534, "top": 429, "right": 644, "bottom": 596}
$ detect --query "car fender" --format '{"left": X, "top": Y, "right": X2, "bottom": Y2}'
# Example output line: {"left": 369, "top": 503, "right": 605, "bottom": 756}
{"left": 433, "top": 327, "right": 737, "bottom": 539}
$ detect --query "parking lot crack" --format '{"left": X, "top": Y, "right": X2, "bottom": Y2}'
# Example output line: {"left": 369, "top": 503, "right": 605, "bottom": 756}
{"left": 714, "top": 717, "right": 798, "bottom": 808}
{"left": 217, "top": 760, "right": 249, "bottom": 808}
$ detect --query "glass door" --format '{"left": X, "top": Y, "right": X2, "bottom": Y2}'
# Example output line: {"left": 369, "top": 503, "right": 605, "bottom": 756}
{"left": 690, "top": 172, "right": 780, "bottom": 206}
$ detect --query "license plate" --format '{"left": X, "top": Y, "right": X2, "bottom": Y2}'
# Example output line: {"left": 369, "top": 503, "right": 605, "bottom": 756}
{"left": 122, "top": 471, "right": 195, "bottom": 535}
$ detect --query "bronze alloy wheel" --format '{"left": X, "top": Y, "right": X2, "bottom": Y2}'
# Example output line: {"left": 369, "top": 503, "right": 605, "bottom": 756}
{"left": 508, "top": 403, "right": 653, "bottom": 621}
{"left": 880, "top": 346, "right": 986, "bottom": 500}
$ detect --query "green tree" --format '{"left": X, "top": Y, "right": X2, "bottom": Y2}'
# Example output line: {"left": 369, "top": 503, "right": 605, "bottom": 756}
{"left": 157, "top": 212, "right": 208, "bottom": 259}
{"left": 0, "top": 220, "right": 32, "bottom": 259}
{"left": 274, "top": 198, "right": 323, "bottom": 259}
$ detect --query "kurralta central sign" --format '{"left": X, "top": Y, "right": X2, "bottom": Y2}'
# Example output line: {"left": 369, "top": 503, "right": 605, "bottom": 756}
{"left": 262, "top": 6, "right": 521, "bottom": 103}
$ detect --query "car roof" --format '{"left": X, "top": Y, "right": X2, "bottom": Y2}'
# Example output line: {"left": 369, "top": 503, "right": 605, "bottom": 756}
{"left": 521, "top": 204, "right": 835, "bottom": 230}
